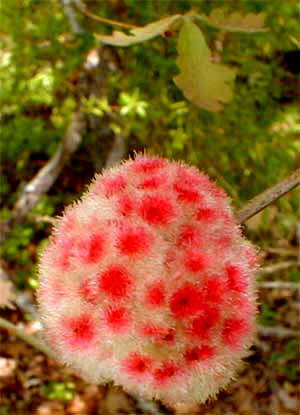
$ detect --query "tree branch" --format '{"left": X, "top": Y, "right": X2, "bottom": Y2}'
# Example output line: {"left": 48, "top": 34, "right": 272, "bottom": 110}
{"left": 236, "top": 168, "right": 300, "bottom": 224}
{"left": 260, "top": 261, "right": 299, "bottom": 274}
{"left": 74, "top": 0, "right": 138, "bottom": 29}
{"left": 61, "top": 0, "right": 83, "bottom": 34}
{"left": 0, "top": 316, "right": 56, "bottom": 360}
{"left": 258, "top": 281, "right": 300, "bottom": 290}
{"left": 0, "top": 112, "right": 85, "bottom": 245}
{"left": 0, "top": 265, "right": 38, "bottom": 317}
{"left": 257, "top": 325, "right": 298, "bottom": 338}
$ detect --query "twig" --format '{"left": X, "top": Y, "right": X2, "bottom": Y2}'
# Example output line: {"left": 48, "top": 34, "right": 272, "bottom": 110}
{"left": 236, "top": 168, "right": 300, "bottom": 224}
{"left": 277, "top": 385, "right": 300, "bottom": 411}
{"left": 258, "top": 281, "right": 300, "bottom": 290}
{"left": 74, "top": 0, "right": 138, "bottom": 29}
{"left": 263, "top": 246, "right": 298, "bottom": 256}
{"left": 260, "top": 261, "right": 299, "bottom": 274}
{"left": 105, "top": 134, "right": 126, "bottom": 169}
{"left": 28, "top": 214, "right": 57, "bottom": 225}
{"left": 296, "top": 222, "right": 300, "bottom": 262}
{"left": 0, "top": 316, "right": 56, "bottom": 360}
{"left": 257, "top": 325, "right": 299, "bottom": 338}
{"left": 61, "top": 0, "right": 83, "bottom": 34}
{"left": 135, "top": 396, "right": 167, "bottom": 415}
{"left": 0, "top": 265, "right": 38, "bottom": 318}
{"left": 0, "top": 112, "right": 85, "bottom": 245}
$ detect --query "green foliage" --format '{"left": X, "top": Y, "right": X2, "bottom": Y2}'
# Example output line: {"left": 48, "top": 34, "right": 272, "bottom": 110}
{"left": 119, "top": 88, "right": 148, "bottom": 117}
{"left": 259, "top": 303, "right": 277, "bottom": 326}
{"left": 270, "top": 339, "right": 300, "bottom": 381}
{"left": 95, "top": 8, "right": 266, "bottom": 111}
{"left": 0, "top": 406, "right": 10, "bottom": 415}
{"left": 42, "top": 381, "right": 75, "bottom": 401}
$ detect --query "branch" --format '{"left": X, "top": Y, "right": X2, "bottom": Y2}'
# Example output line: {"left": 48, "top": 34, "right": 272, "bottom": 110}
{"left": 0, "top": 316, "right": 56, "bottom": 360}
{"left": 0, "top": 112, "right": 85, "bottom": 245}
{"left": 257, "top": 325, "right": 298, "bottom": 338}
{"left": 74, "top": 0, "right": 138, "bottom": 29}
{"left": 61, "top": 0, "right": 83, "bottom": 34}
{"left": 263, "top": 246, "right": 298, "bottom": 257}
{"left": 236, "top": 168, "right": 300, "bottom": 224}
{"left": 104, "top": 134, "right": 126, "bottom": 169}
{"left": 135, "top": 396, "right": 167, "bottom": 415}
{"left": 260, "top": 261, "right": 299, "bottom": 274}
{"left": 0, "top": 265, "right": 38, "bottom": 318}
{"left": 258, "top": 281, "right": 300, "bottom": 290}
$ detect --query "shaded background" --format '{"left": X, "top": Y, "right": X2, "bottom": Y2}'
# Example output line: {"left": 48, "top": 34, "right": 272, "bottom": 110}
{"left": 0, "top": 1, "right": 299, "bottom": 414}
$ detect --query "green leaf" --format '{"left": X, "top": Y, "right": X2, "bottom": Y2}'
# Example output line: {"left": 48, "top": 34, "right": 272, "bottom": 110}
{"left": 194, "top": 9, "right": 267, "bottom": 33}
{"left": 174, "top": 19, "right": 235, "bottom": 112}
{"left": 95, "top": 15, "right": 181, "bottom": 46}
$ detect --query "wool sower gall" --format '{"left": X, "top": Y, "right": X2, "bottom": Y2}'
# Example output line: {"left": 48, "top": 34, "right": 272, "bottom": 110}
{"left": 37, "top": 154, "right": 258, "bottom": 408}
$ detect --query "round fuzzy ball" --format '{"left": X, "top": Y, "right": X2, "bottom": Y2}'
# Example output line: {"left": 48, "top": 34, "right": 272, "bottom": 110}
{"left": 37, "top": 155, "right": 258, "bottom": 408}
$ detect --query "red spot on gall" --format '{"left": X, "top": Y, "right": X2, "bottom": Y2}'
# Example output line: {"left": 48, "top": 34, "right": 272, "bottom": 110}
{"left": 145, "top": 281, "right": 165, "bottom": 307}
{"left": 123, "top": 353, "right": 153, "bottom": 377}
{"left": 118, "top": 225, "right": 151, "bottom": 255}
{"left": 99, "top": 265, "right": 131, "bottom": 299}
{"left": 63, "top": 314, "right": 96, "bottom": 348}
{"left": 222, "top": 318, "right": 250, "bottom": 347}
{"left": 170, "top": 284, "right": 204, "bottom": 318}
{"left": 184, "top": 345, "right": 215, "bottom": 363}
{"left": 189, "top": 307, "right": 219, "bottom": 339}
{"left": 140, "top": 195, "right": 176, "bottom": 225}
{"left": 104, "top": 306, "right": 130, "bottom": 332}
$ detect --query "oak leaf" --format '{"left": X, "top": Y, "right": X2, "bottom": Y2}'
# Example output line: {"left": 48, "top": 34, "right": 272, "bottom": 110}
{"left": 96, "top": 15, "right": 181, "bottom": 46}
{"left": 174, "top": 19, "right": 235, "bottom": 112}
{"left": 195, "top": 9, "right": 266, "bottom": 33}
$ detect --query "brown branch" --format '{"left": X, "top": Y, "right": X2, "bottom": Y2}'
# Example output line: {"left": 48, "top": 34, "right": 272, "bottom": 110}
{"left": 61, "top": 0, "right": 83, "bottom": 34}
{"left": 260, "top": 261, "right": 299, "bottom": 274}
{"left": 74, "top": 0, "right": 138, "bottom": 29}
{"left": 263, "top": 246, "right": 298, "bottom": 257}
{"left": 0, "top": 316, "right": 56, "bottom": 360}
{"left": 0, "top": 264, "right": 38, "bottom": 318}
{"left": 257, "top": 325, "right": 298, "bottom": 338}
{"left": 0, "top": 112, "right": 85, "bottom": 245}
{"left": 258, "top": 281, "right": 300, "bottom": 290}
{"left": 28, "top": 214, "right": 57, "bottom": 225}
{"left": 105, "top": 134, "right": 126, "bottom": 169}
{"left": 236, "top": 168, "right": 300, "bottom": 224}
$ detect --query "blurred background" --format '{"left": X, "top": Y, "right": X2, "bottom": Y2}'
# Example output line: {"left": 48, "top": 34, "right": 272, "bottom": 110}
{"left": 0, "top": 1, "right": 299, "bottom": 414}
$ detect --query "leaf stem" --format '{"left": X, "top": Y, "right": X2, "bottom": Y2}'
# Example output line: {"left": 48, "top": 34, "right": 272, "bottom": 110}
{"left": 75, "top": 1, "right": 138, "bottom": 29}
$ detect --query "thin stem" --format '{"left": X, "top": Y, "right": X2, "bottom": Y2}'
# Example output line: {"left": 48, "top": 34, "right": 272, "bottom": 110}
{"left": 75, "top": 0, "right": 138, "bottom": 29}
{"left": 236, "top": 168, "right": 300, "bottom": 224}
{"left": 61, "top": 0, "right": 83, "bottom": 34}
{"left": 258, "top": 281, "right": 300, "bottom": 290}
{"left": 257, "top": 325, "right": 298, "bottom": 338}
{"left": 82, "top": 9, "right": 138, "bottom": 29}
{"left": 260, "top": 261, "right": 299, "bottom": 274}
{"left": 0, "top": 316, "right": 56, "bottom": 360}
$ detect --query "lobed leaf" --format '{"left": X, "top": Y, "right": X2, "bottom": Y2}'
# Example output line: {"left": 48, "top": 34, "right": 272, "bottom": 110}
{"left": 174, "top": 19, "right": 235, "bottom": 112}
{"left": 194, "top": 9, "right": 267, "bottom": 33}
{"left": 95, "top": 15, "right": 181, "bottom": 46}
